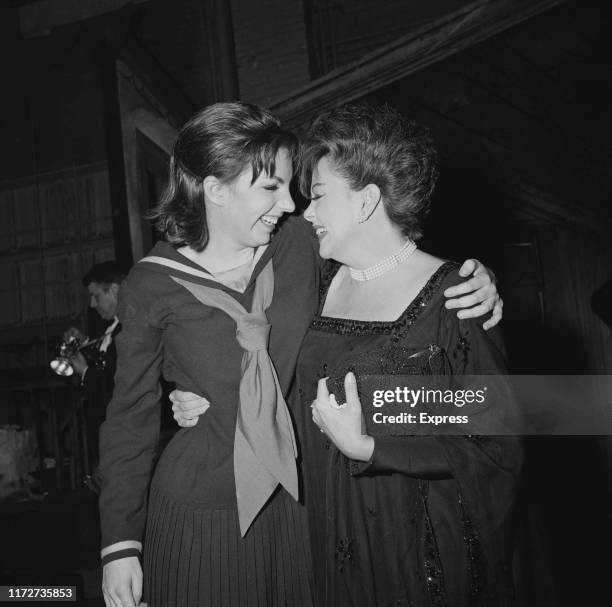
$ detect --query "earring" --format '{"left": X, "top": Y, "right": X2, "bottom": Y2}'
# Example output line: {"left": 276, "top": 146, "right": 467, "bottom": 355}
{"left": 358, "top": 191, "right": 382, "bottom": 224}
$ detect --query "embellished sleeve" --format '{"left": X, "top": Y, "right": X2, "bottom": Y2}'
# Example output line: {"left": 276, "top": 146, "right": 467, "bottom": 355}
{"left": 98, "top": 277, "right": 164, "bottom": 549}
{"left": 353, "top": 297, "right": 521, "bottom": 482}
{"left": 432, "top": 308, "right": 523, "bottom": 529}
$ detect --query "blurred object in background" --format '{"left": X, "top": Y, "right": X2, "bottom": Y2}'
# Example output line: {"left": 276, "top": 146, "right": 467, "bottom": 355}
{"left": 0, "top": 425, "right": 38, "bottom": 500}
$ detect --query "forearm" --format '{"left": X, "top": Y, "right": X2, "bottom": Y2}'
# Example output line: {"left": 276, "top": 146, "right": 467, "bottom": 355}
{"left": 99, "top": 400, "right": 161, "bottom": 547}
{"left": 351, "top": 436, "right": 453, "bottom": 479}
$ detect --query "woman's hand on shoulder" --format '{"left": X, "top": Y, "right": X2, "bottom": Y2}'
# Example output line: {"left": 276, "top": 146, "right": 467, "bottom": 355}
{"left": 170, "top": 390, "right": 211, "bottom": 427}
{"left": 443, "top": 258, "right": 502, "bottom": 330}
{"left": 311, "top": 373, "right": 374, "bottom": 462}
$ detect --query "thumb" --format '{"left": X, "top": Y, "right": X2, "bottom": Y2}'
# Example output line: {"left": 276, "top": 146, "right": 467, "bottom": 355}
{"left": 458, "top": 258, "right": 476, "bottom": 277}
{"left": 344, "top": 372, "right": 360, "bottom": 406}
{"left": 317, "top": 377, "right": 330, "bottom": 402}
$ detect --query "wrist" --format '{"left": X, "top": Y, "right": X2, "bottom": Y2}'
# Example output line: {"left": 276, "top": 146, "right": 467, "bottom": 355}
{"left": 349, "top": 435, "right": 375, "bottom": 462}
{"left": 101, "top": 548, "right": 141, "bottom": 567}
{"left": 101, "top": 540, "right": 142, "bottom": 559}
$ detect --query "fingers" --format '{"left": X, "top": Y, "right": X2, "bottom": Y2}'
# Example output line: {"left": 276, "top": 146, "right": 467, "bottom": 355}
{"left": 454, "top": 297, "right": 496, "bottom": 320}
{"left": 102, "top": 588, "right": 118, "bottom": 607}
{"left": 311, "top": 401, "right": 323, "bottom": 428}
{"left": 131, "top": 567, "right": 143, "bottom": 606}
{"left": 445, "top": 280, "right": 496, "bottom": 309}
{"left": 173, "top": 405, "right": 209, "bottom": 428}
{"left": 173, "top": 411, "right": 205, "bottom": 427}
{"left": 104, "top": 584, "right": 135, "bottom": 607}
{"left": 344, "top": 372, "right": 359, "bottom": 406}
{"left": 483, "top": 297, "right": 503, "bottom": 330}
{"left": 172, "top": 402, "right": 210, "bottom": 418}
{"left": 458, "top": 258, "right": 477, "bottom": 277}
{"left": 170, "top": 391, "right": 210, "bottom": 428}
{"left": 169, "top": 390, "right": 209, "bottom": 405}
{"left": 103, "top": 585, "right": 125, "bottom": 607}
{"left": 111, "top": 570, "right": 139, "bottom": 607}
{"left": 102, "top": 556, "right": 142, "bottom": 607}
{"left": 445, "top": 272, "right": 492, "bottom": 299}
{"left": 115, "top": 586, "right": 136, "bottom": 607}
{"left": 316, "top": 377, "right": 330, "bottom": 402}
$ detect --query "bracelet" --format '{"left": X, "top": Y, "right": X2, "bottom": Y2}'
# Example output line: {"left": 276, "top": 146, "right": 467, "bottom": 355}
{"left": 101, "top": 548, "right": 141, "bottom": 567}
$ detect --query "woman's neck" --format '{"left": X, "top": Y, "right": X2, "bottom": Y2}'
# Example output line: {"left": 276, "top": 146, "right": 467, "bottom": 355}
{"left": 341, "top": 226, "right": 408, "bottom": 271}
{"left": 178, "top": 235, "right": 255, "bottom": 275}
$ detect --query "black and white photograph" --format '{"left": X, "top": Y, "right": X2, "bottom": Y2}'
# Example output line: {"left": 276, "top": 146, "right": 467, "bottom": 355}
{"left": 1, "top": 1, "right": 611, "bottom": 606}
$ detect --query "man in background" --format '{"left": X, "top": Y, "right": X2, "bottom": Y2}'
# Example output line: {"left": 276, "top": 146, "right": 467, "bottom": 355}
{"left": 64, "top": 261, "right": 127, "bottom": 489}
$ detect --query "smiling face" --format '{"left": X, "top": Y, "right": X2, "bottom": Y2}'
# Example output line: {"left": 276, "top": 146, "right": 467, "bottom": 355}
{"left": 220, "top": 148, "right": 296, "bottom": 249}
{"left": 304, "top": 156, "right": 362, "bottom": 260}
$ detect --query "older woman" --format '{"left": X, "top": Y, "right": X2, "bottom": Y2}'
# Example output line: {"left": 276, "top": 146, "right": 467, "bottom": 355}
{"left": 101, "top": 101, "right": 502, "bottom": 607}
{"left": 297, "top": 103, "right": 521, "bottom": 606}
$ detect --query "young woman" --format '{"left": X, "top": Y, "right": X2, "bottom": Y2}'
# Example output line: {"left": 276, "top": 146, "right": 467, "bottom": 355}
{"left": 99, "top": 103, "right": 318, "bottom": 607}
{"left": 100, "top": 102, "right": 502, "bottom": 607}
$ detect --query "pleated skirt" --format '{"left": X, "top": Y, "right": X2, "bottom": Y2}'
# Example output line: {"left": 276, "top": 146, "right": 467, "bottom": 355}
{"left": 142, "top": 484, "right": 313, "bottom": 607}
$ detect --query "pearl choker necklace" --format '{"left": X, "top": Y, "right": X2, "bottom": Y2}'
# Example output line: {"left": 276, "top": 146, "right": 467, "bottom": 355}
{"left": 349, "top": 239, "right": 417, "bottom": 281}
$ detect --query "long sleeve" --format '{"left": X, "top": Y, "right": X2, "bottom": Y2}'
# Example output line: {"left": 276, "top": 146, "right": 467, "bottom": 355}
{"left": 98, "top": 280, "right": 164, "bottom": 549}
{"left": 357, "top": 436, "right": 452, "bottom": 477}
{"left": 353, "top": 303, "right": 521, "bottom": 480}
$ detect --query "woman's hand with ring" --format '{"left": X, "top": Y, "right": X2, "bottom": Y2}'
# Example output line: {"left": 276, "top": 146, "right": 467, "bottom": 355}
{"left": 311, "top": 373, "right": 374, "bottom": 462}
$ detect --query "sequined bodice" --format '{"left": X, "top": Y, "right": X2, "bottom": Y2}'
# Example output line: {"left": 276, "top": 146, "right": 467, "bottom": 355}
{"left": 309, "top": 261, "right": 458, "bottom": 396}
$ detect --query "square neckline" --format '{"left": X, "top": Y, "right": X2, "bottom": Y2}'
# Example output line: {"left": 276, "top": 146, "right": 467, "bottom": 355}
{"left": 311, "top": 260, "right": 459, "bottom": 335}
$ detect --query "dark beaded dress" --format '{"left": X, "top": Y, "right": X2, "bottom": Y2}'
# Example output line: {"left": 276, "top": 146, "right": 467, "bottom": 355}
{"left": 293, "top": 261, "right": 522, "bottom": 607}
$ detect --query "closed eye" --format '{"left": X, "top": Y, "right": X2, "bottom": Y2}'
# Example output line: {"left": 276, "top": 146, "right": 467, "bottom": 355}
{"left": 264, "top": 185, "right": 279, "bottom": 191}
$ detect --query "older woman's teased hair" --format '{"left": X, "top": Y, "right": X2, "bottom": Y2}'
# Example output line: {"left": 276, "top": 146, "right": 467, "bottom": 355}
{"left": 299, "top": 103, "right": 438, "bottom": 241}
{"left": 150, "top": 102, "right": 298, "bottom": 251}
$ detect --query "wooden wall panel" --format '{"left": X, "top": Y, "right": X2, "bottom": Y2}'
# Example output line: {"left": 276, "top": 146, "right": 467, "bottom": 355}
{"left": 306, "top": 0, "right": 471, "bottom": 76}
{"left": 231, "top": 0, "right": 310, "bottom": 105}
{"left": 0, "top": 165, "right": 115, "bottom": 376}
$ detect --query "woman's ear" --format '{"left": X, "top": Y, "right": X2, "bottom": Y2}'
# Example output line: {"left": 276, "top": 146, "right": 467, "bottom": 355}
{"left": 358, "top": 184, "right": 382, "bottom": 223}
{"left": 203, "top": 176, "right": 226, "bottom": 207}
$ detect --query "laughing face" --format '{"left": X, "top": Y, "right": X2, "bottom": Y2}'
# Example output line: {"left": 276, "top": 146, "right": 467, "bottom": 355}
{"left": 304, "top": 156, "right": 362, "bottom": 260}
{"left": 221, "top": 148, "right": 295, "bottom": 249}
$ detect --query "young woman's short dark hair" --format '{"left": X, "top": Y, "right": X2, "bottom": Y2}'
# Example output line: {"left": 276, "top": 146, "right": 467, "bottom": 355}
{"left": 150, "top": 102, "right": 299, "bottom": 251}
{"left": 299, "top": 103, "right": 438, "bottom": 241}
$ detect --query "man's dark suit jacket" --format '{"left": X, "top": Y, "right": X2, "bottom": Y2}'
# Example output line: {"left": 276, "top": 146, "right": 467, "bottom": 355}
{"left": 81, "top": 322, "right": 121, "bottom": 468}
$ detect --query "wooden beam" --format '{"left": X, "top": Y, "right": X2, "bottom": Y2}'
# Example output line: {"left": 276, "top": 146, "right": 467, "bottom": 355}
{"left": 505, "top": 180, "right": 612, "bottom": 242}
{"left": 271, "top": 0, "right": 567, "bottom": 128}
{"left": 20, "top": 0, "right": 149, "bottom": 38}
